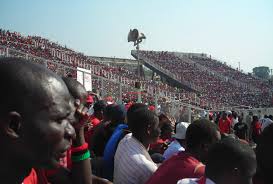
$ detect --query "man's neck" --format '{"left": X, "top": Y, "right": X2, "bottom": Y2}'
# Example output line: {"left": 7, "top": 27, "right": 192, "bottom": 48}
{"left": 186, "top": 149, "right": 202, "bottom": 162}
{"left": 0, "top": 153, "right": 32, "bottom": 184}
{"left": 132, "top": 134, "right": 150, "bottom": 149}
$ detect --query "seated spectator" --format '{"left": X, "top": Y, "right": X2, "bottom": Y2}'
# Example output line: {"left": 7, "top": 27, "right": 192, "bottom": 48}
{"left": 163, "top": 122, "right": 189, "bottom": 160}
{"left": 114, "top": 108, "right": 160, "bottom": 184}
{"left": 150, "top": 113, "right": 174, "bottom": 155}
{"left": 0, "top": 58, "right": 92, "bottom": 183}
{"left": 85, "top": 100, "right": 107, "bottom": 146}
{"left": 150, "top": 122, "right": 173, "bottom": 155}
{"left": 102, "top": 103, "right": 146, "bottom": 181}
{"left": 254, "top": 124, "right": 273, "bottom": 184}
{"left": 234, "top": 116, "right": 248, "bottom": 141}
{"left": 178, "top": 138, "right": 256, "bottom": 184}
{"left": 145, "top": 119, "right": 221, "bottom": 184}
{"left": 90, "top": 104, "right": 126, "bottom": 157}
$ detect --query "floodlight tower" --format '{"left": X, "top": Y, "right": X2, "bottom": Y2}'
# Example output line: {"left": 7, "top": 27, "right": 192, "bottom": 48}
{"left": 128, "top": 29, "right": 146, "bottom": 79}
{"left": 128, "top": 29, "right": 146, "bottom": 102}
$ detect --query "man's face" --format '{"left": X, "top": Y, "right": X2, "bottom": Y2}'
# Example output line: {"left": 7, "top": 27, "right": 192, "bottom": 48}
{"left": 20, "top": 77, "right": 76, "bottom": 168}
{"left": 147, "top": 117, "right": 161, "bottom": 144}
{"left": 223, "top": 113, "right": 227, "bottom": 119}
{"left": 201, "top": 130, "right": 221, "bottom": 163}
{"left": 233, "top": 161, "right": 256, "bottom": 184}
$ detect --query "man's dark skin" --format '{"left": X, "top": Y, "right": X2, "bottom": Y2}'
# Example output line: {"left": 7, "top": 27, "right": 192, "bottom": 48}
{"left": 0, "top": 58, "right": 92, "bottom": 184}
{"left": 62, "top": 77, "right": 112, "bottom": 184}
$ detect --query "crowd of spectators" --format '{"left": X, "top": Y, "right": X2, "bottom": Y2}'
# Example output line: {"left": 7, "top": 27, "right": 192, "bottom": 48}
{"left": 0, "top": 29, "right": 198, "bottom": 107}
{"left": 191, "top": 56, "right": 273, "bottom": 92}
{"left": 2, "top": 58, "right": 273, "bottom": 184}
{"left": 137, "top": 50, "right": 272, "bottom": 108}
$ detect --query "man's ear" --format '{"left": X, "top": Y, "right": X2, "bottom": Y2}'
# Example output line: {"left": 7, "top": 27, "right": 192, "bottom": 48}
{"left": 201, "top": 142, "right": 210, "bottom": 152}
{"left": 5, "top": 111, "right": 22, "bottom": 138}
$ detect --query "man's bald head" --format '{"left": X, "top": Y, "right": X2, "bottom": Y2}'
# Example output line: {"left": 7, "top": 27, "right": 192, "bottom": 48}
{"left": 0, "top": 57, "right": 71, "bottom": 117}
{"left": 62, "top": 77, "right": 87, "bottom": 103}
{"left": 0, "top": 57, "right": 76, "bottom": 169}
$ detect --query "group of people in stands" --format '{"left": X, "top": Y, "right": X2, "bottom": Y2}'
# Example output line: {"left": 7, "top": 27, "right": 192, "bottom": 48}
{"left": 1, "top": 56, "right": 273, "bottom": 184}
{"left": 0, "top": 29, "right": 197, "bottom": 108}
{"left": 191, "top": 56, "right": 272, "bottom": 91}
{"left": 138, "top": 50, "right": 272, "bottom": 108}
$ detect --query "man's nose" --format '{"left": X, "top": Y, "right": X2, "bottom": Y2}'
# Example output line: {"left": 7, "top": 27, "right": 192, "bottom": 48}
{"left": 65, "top": 122, "right": 76, "bottom": 140}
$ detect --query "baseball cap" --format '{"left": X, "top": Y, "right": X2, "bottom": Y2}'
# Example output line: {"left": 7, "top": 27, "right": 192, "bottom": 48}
{"left": 172, "top": 122, "right": 189, "bottom": 140}
{"left": 86, "top": 95, "right": 94, "bottom": 103}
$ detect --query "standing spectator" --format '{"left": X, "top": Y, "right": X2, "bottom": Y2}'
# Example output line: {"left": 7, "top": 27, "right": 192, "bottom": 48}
{"left": 234, "top": 116, "right": 248, "bottom": 141}
{"left": 245, "top": 112, "right": 253, "bottom": 141}
{"left": 252, "top": 116, "right": 262, "bottom": 143}
{"left": 145, "top": 119, "right": 221, "bottom": 184}
{"left": 259, "top": 115, "right": 273, "bottom": 132}
{"left": 163, "top": 122, "right": 189, "bottom": 160}
{"left": 114, "top": 108, "right": 160, "bottom": 184}
{"left": 218, "top": 112, "right": 232, "bottom": 134}
{"left": 178, "top": 138, "right": 256, "bottom": 184}
{"left": 86, "top": 95, "right": 94, "bottom": 115}
{"left": 231, "top": 111, "right": 239, "bottom": 128}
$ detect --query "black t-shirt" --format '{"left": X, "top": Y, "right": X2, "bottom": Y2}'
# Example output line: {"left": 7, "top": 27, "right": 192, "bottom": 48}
{"left": 234, "top": 122, "right": 248, "bottom": 139}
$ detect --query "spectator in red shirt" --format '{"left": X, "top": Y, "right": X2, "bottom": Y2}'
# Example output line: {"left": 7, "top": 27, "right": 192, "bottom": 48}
{"left": 0, "top": 58, "right": 76, "bottom": 184}
{"left": 86, "top": 95, "right": 94, "bottom": 108}
{"left": 218, "top": 112, "right": 232, "bottom": 134}
{"left": 145, "top": 119, "right": 221, "bottom": 184}
{"left": 85, "top": 100, "right": 107, "bottom": 146}
{"left": 178, "top": 138, "right": 256, "bottom": 184}
{"left": 252, "top": 116, "right": 262, "bottom": 143}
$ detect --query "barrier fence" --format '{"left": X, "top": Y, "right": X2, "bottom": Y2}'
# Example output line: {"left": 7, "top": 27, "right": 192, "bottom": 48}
{"left": 0, "top": 45, "right": 207, "bottom": 123}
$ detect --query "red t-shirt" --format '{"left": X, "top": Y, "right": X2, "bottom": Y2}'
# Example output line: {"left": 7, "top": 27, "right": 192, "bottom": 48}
{"left": 219, "top": 118, "right": 232, "bottom": 134}
{"left": 23, "top": 168, "right": 48, "bottom": 184}
{"left": 150, "top": 139, "right": 168, "bottom": 154}
{"left": 23, "top": 169, "right": 38, "bottom": 184}
{"left": 252, "top": 121, "right": 262, "bottom": 136}
{"left": 145, "top": 152, "right": 205, "bottom": 184}
{"left": 84, "top": 115, "right": 101, "bottom": 145}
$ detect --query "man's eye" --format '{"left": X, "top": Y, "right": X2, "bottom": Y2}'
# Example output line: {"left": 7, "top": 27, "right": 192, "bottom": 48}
{"left": 57, "top": 119, "right": 64, "bottom": 124}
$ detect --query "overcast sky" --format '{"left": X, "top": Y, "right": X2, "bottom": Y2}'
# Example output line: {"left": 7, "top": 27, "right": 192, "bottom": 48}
{"left": 1, "top": 0, "right": 273, "bottom": 73}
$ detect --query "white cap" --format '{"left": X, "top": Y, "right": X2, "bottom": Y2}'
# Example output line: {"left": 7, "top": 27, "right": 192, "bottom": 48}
{"left": 172, "top": 122, "right": 189, "bottom": 140}
{"left": 226, "top": 111, "right": 232, "bottom": 115}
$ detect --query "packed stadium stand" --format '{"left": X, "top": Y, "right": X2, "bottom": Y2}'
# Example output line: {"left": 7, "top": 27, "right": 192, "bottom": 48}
{"left": 1, "top": 29, "right": 272, "bottom": 109}
{"left": 0, "top": 29, "right": 198, "bottom": 108}
{"left": 132, "top": 50, "right": 273, "bottom": 108}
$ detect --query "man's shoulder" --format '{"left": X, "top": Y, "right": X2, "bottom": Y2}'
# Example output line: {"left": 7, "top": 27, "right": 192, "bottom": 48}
{"left": 159, "top": 152, "right": 201, "bottom": 171}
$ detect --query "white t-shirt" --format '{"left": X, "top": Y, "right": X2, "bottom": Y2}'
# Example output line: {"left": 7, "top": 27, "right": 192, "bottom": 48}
{"left": 232, "top": 117, "right": 239, "bottom": 128}
{"left": 114, "top": 133, "right": 158, "bottom": 184}
{"left": 260, "top": 118, "right": 273, "bottom": 131}
{"left": 177, "top": 178, "right": 215, "bottom": 184}
{"left": 163, "top": 139, "right": 185, "bottom": 160}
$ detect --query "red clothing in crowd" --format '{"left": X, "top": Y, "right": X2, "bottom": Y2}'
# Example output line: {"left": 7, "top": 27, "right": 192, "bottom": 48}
{"left": 23, "top": 169, "right": 38, "bottom": 184}
{"left": 252, "top": 121, "right": 262, "bottom": 136}
{"left": 45, "top": 149, "right": 72, "bottom": 177}
{"left": 84, "top": 115, "right": 101, "bottom": 145}
{"left": 23, "top": 169, "right": 48, "bottom": 184}
{"left": 149, "top": 138, "right": 169, "bottom": 154}
{"left": 218, "top": 118, "right": 232, "bottom": 134}
{"left": 145, "top": 152, "right": 205, "bottom": 184}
